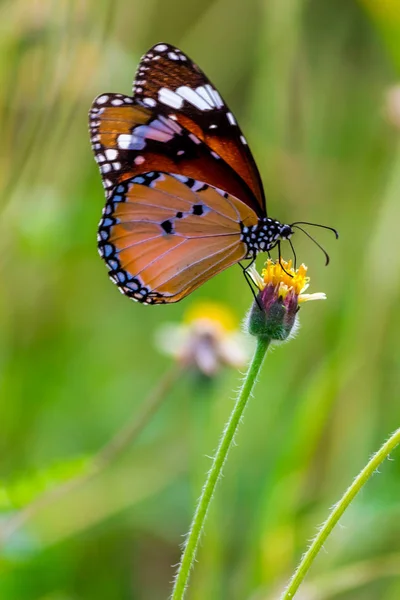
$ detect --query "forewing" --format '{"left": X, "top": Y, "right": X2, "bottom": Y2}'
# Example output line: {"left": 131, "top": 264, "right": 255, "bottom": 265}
{"left": 89, "top": 94, "right": 260, "bottom": 213}
{"left": 132, "top": 43, "right": 266, "bottom": 214}
{"left": 97, "top": 172, "right": 259, "bottom": 304}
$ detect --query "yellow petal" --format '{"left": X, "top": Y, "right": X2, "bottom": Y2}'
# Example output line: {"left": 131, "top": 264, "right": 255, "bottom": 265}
{"left": 184, "top": 301, "right": 237, "bottom": 332}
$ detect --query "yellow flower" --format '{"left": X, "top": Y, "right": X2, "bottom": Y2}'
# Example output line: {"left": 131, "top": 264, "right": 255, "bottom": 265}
{"left": 156, "top": 301, "right": 249, "bottom": 376}
{"left": 246, "top": 259, "right": 326, "bottom": 341}
{"left": 184, "top": 301, "right": 237, "bottom": 332}
{"left": 248, "top": 259, "right": 326, "bottom": 303}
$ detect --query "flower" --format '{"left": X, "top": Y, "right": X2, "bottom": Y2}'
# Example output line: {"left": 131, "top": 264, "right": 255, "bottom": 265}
{"left": 156, "top": 301, "right": 250, "bottom": 376}
{"left": 246, "top": 259, "right": 326, "bottom": 341}
{"left": 385, "top": 84, "right": 400, "bottom": 130}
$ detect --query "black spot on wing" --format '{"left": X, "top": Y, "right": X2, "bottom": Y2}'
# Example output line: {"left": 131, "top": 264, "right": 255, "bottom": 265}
{"left": 161, "top": 219, "right": 174, "bottom": 234}
{"left": 192, "top": 204, "right": 204, "bottom": 216}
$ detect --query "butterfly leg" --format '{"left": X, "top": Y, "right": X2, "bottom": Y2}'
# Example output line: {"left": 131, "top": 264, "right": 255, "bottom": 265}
{"left": 239, "top": 260, "right": 262, "bottom": 310}
{"left": 277, "top": 241, "right": 294, "bottom": 277}
{"left": 288, "top": 238, "right": 297, "bottom": 270}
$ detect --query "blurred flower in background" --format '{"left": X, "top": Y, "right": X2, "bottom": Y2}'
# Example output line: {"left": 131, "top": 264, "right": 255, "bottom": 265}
{"left": 385, "top": 84, "right": 400, "bottom": 130}
{"left": 156, "top": 301, "right": 250, "bottom": 376}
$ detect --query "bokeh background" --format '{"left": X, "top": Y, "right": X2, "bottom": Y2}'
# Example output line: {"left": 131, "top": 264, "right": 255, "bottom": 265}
{"left": 1, "top": 0, "right": 400, "bottom": 598}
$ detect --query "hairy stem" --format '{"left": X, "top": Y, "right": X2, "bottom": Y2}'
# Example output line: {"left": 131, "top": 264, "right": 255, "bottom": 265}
{"left": 281, "top": 427, "right": 400, "bottom": 599}
{"left": 171, "top": 337, "right": 270, "bottom": 600}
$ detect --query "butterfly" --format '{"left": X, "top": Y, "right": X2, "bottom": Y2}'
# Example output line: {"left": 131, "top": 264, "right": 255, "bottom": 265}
{"left": 89, "top": 43, "right": 337, "bottom": 304}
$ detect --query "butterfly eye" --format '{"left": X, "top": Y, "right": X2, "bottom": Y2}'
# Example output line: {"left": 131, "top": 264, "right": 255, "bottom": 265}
{"left": 280, "top": 225, "right": 293, "bottom": 239}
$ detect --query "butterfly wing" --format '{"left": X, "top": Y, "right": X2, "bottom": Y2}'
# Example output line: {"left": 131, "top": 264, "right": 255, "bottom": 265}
{"left": 132, "top": 43, "right": 266, "bottom": 214}
{"left": 89, "top": 44, "right": 268, "bottom": 304}
{"left": 98, "top": 172, "right": 258, "bottom": 304}
{"left": 89, "top": 94, "right": 261, "bottom": 213}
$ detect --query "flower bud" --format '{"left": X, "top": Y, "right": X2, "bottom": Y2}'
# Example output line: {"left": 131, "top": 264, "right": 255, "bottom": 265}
{"left": 246, "top": 260, "right": 326, "bottom": 342}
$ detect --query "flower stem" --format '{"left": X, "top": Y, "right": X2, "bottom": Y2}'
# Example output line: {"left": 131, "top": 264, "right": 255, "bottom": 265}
{"left": 281, "top": 427, "right": 400, "bottom": 600}
{"left": 171, "top": 337, "right": 271, "bottom": 600}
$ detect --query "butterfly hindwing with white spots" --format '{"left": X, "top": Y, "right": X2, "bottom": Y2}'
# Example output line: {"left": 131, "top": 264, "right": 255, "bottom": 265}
{"left": 133, "top": 43, "right": 266, "bottom": 214}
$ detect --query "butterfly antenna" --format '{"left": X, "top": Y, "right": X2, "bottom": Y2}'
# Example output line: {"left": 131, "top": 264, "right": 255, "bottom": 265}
{"left": 291, "top": 221, "right": 339, "bottom": 239}
{"left": 292, "top": 225, "right": 331, "bottom": 266}
{"left": 288, "top": 238, "right": 297, "bottom": 270}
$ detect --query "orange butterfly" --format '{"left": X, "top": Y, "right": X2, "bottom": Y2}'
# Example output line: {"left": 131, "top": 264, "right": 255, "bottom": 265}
{"left": 89, "top": 43, "right": 336, "bottom": 304}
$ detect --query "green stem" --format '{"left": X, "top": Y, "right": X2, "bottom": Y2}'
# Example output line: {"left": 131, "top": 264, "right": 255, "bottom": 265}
{"left": 171, "top": 337, "right": 271, "bottom": 600}
{"left": 281, "top": 427, "right": 400, "bottom": 600}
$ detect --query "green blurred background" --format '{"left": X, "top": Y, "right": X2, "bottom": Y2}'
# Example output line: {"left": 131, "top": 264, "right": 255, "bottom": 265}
{"left": 1, "top": 0, "right": 400, "bottom": 598}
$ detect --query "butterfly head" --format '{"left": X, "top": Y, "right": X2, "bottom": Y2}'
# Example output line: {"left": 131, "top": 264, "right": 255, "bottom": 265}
{"left": 251, "top": 218, "right": 338, "bottom": 269}
{"left": 279, "top": 224, "right": 294, "bottom": 240}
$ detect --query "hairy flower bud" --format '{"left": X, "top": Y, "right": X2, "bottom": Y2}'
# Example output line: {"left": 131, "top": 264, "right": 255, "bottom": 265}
{"left": 246, "top": 260, "right": 326, "bottom": 341}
